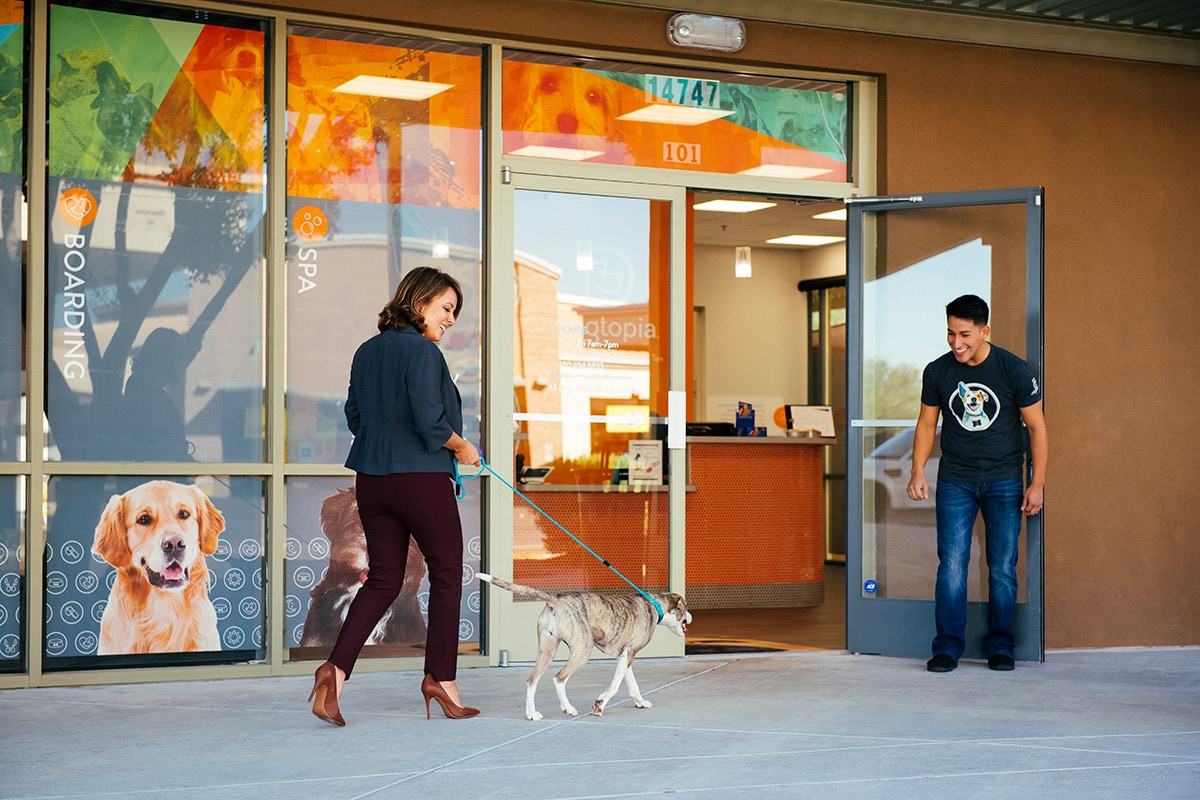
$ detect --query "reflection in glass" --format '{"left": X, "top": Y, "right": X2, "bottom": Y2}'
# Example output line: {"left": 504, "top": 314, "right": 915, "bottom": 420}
{"left": 44, "top": 6, "right": 267, "bottom": 463}
{"left": 284, "top": 477, "right": 482, "bottom": 658}
{"left": 0, "top": 3, "right": 21, "bottom": 464}
{"left": 859, "top": 204, "right": 1028, "bottom": 602}
{"left": 512, "top": 190, "right": 670, "bottom": 593}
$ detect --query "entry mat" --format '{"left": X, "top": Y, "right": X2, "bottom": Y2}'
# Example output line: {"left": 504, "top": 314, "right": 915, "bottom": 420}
{"left": 685, "top": 637, "right": 822, "bottom": 655}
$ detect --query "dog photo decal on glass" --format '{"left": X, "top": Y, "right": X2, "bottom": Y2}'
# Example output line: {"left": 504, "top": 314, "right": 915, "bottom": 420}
{"left": 284, "top": 478, "right": 484, "bottom": 654}
{"left": 42, "top": 476, "right": 265, "bottom": 662}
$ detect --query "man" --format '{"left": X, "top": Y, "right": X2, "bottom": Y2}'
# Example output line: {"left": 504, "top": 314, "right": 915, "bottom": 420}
{"left": 906, "top": 294, "right": 1047, "bottom": 672}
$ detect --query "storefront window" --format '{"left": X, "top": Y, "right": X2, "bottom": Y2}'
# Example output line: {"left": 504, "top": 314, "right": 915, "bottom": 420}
{"left": 503, "top": 51, "right": 850, "bottom": 181}
{"left": 45, "top": 4, "right": 267, "bottom": 463}
{"left": 284, "top": 30, "right": 483, "bottom": 465}
{"left": 511, "top": 189, "right": 671, "bottom": 592}
{"left": 0, "top": 2, "right": 23, "bottom": 672}
{"left": 0, "top": 0, "right": 22, "bottom": 465}
{"left": 284, "top": 476, "right": 483, "bottom": 658}
{"left": 42, "top": 475, "right": 264, "bottom": 668}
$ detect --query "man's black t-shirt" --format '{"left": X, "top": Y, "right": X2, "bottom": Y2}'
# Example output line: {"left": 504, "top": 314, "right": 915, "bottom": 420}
{"left": 920, "top": 344, "right": 1040, "bottom": 482}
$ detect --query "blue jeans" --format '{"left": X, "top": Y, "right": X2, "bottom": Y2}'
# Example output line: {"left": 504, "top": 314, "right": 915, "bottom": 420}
{"left": 933, "top": 478, "right": 1023, "bottom": 660}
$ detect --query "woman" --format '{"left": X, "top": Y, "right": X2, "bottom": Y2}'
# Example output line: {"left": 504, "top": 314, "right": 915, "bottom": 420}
{"left": 309, "top": 266, "right": 481, "bottom": 725}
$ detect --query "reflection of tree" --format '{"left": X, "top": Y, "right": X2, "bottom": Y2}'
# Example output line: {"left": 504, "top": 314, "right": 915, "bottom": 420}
{"left": 47, "top": 184, "right": 258, "bottom": 461}
{"left": 866, "top": 358, "right": 922, "bottom": 421}
{"left": 45, "top": 185, "right": 259, "bottom": 569}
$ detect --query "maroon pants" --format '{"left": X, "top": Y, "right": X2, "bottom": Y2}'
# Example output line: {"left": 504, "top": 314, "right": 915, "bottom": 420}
{"left": 328, "top": 472, "right": 464, "bottom": 681}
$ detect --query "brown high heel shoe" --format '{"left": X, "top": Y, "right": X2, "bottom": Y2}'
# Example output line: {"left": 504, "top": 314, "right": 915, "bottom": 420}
{"left": 421, "top": 674, "right": 480, "bottom": 719}
{"left": 309, "top": 662, "right": 346, "bottom": 726}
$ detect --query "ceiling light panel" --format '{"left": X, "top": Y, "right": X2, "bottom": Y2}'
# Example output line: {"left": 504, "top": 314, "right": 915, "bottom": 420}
{"left": 333, "top": 75, "right": 454, "bottom": 101}
{"left": 766, "top": 234, "right": 846, "bottom": 246}
{"left": 617, "top": 105, "right": 734, "bottom": 126}
{"left": 693, "top": 199, "right": 778, "bottom": 213}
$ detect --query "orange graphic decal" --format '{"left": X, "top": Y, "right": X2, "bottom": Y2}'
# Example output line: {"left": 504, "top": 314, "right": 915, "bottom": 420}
{"left": 286, "top": 36, "right": 481, "bottom": 208}
{"left": 57, "top": 187, "right": 97, "bottom": 228}
{"left": 292, "top": 205, "right": 328, "bottom": 242}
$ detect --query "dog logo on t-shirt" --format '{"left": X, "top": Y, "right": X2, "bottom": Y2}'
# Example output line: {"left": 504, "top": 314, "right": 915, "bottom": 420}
{"left": 951, "top": 381, "right": 998, "bottom": 431}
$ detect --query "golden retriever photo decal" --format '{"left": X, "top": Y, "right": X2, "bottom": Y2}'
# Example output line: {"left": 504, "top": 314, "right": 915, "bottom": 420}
{"left": 91, "top": 480, "right": 226, "bottom": 655}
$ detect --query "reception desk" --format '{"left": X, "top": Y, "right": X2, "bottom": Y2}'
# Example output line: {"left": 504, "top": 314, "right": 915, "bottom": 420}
{"left": 685, "top": 436, "right": 831, "bottom": 609}
{"left": 509, "top": 436, "right": 831, "bottom": 609}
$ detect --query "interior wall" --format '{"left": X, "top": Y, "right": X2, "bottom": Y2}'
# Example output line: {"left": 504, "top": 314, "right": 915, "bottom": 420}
{"left": 800, "top": 242, "right": 847, "bottom": 283}
{"left": 692, "top": 245, "right": 807, "bottom": 429}
{"left": 264, "top": 0, "right": 1200, "bottom": 649}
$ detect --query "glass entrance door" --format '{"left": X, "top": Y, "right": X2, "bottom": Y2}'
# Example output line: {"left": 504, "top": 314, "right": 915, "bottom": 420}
{"left": 846, "top": 188, "right": 1044, "bottom": 662}
{"left": 491, "top": 175, "right": 686, "bottom": 661}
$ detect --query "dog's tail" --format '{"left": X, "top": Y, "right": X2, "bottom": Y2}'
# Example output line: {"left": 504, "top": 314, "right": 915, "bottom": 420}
{"left": 477, "top": 572, "right": 555, "bottom": 603}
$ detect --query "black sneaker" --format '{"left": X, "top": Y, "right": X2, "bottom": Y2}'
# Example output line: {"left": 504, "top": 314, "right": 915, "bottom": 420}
{"left": 926, "top": 653, "right": 957, "bottom": 672}
{"left": 987, "top": 653, "right": 1015, "bottom": 671}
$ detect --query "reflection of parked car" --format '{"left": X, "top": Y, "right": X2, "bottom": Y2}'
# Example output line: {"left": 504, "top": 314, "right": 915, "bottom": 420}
{"left": 863, "top": 427, "right": 941, "bottom": 514}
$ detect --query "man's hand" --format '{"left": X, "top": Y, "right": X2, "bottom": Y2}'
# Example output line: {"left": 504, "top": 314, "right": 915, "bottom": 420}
{"left": 907, "top": 473, "right": 929, "bottom": 501}
{"left": 1021, "top": 484, "right": 1044, "bottom": 515}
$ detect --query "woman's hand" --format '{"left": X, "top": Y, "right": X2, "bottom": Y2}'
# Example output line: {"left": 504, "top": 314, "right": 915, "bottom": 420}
{"left": 445, "top": 433, "right": 480, "bottom": 467}
{"left": 455, "top": 440, "right": 481, "bottom": 467}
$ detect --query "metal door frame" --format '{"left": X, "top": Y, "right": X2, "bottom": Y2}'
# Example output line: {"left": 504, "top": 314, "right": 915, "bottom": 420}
{"left": 485, "top": 172, "right": 689, "bottom": 662}
{"left": 845, "top": 187, "right": 1045, "bottom": 661}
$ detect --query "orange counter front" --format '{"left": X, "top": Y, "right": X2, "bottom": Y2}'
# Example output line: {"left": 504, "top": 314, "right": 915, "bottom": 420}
{"left": 512, "top": 485, "right": 671, "bottom": 594}
{"left": 509, "top": 437, "right": 830, "bottom": 609}
{"left": 685, "top": 437, "right": 830, "bottom": 609}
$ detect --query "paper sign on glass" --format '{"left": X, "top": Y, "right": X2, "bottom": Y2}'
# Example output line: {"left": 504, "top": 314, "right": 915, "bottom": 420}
{"left": 628, "top": 440, "right": 663, "bottom": 484}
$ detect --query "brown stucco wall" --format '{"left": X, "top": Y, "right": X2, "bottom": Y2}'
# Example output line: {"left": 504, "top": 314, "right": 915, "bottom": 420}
{"left": 269, "top": 0, "right": 1200, "bottom": 649}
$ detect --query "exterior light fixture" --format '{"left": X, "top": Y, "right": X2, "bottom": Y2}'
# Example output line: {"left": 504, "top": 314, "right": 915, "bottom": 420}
{"left": 734, "top": 246, "right": 752, "bottom": 278}
{"left": 667, "top": 13, "right": 745, "bottom": 53}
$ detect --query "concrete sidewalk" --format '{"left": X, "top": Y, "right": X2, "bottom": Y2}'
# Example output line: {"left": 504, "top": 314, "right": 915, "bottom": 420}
{"left": 2, "top": 648, "right": 1198, "bottom": 799}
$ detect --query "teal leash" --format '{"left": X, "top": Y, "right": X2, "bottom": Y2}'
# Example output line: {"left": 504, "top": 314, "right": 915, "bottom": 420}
{"left": 456, "top": 456, "right": 664, "bottom": 622}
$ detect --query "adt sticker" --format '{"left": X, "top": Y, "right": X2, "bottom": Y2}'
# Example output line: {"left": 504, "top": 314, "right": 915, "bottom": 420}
{"left": 864, "top": 579, "right": 878, "bottom": 594}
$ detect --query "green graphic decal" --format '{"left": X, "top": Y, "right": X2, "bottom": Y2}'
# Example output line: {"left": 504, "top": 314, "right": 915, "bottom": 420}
{"left": 0, "top": 21, "right": 22, "bottom": 174}
{"left": 49, "top": 6, "right": 199, "bottom": 180}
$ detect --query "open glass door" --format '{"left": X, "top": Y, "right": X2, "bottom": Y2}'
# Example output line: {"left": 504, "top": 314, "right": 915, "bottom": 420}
{"left": 491, "top": 174, "right": 686, "bottom": 662}
{"left": 846, "top": 188, "right": 1044, "bottom": 662}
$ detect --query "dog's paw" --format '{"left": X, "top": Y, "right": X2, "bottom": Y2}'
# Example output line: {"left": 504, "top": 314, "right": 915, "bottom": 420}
{"left": 591, "top": 700, "right": 605, "bottom": 716}
{"left": 562, "top": 705, "right": 579, "bottom": 717}
{"left": 634, "top": 698, "right": 653, "bottom": 709}
{"left": 527, "top": 710, "right": 543, "bottom": 721}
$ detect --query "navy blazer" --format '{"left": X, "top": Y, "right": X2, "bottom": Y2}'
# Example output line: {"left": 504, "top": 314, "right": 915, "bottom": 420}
{"left": 343, "top": 327, "right": 462, "bottom": 476}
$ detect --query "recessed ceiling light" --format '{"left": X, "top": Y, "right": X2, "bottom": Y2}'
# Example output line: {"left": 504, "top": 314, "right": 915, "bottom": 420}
{"left": 693, "top": 199, "right": 777, "bottom": 213}
{"left": 508, "top": 145, "right": 605, "bottom": 161}
{"left": 333, "top": 75, "right": 454, "bottom": 101}
{"left": 617, "top": 105, "right": 734, "bottom": 126}
{"left": 766, "top": 234, "right": 846, "bottom": 246}
{"left": 812, "top": 209, "right": 847, "bottom": 221}
{"left": 738, "top": 165, "right": 835, "bottom": 180}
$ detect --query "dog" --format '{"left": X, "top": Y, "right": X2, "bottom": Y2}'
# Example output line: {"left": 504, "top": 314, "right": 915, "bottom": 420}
{"left": 91, "top": 480, "right": 225, "bottom": 655}
{"left": 298, "top": 487, "right": 427, "bottom": 648}
{"left": 957, "top": 381, "right": 992, "bottom": 429}
{"left": 91, "top": 60, "right": 156, "bottom": 153}
{"left": 477, "top": 573, "right": 691, "bottom": 720}
{"left": 502, "top": 61, "right": 622, "bottom": 143}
